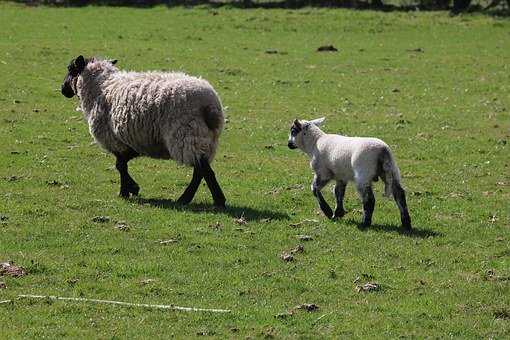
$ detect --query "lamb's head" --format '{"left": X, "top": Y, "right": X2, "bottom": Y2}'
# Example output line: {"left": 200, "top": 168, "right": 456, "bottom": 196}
{"left": 287, "top": 117, "right": 325, "bottom": 150}
{"left": 61, "top": 55, "right": 118, "bottom": 98}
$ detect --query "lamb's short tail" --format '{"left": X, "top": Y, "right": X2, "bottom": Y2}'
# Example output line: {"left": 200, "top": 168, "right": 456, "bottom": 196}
{"left": 379, "top": 148, "right": 402, "bottom": 199}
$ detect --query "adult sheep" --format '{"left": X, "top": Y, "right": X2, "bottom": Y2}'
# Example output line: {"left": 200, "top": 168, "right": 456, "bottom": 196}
{"left": 287, "top": 117, "right": 411, "bottom": 230}
{"left": 61, "top": 55, "right": 226, "bottom": 207}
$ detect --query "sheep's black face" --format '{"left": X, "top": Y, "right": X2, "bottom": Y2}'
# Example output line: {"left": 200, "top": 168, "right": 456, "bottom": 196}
{"left": 61, "top": 55, "right": 87, "bottom": 98}
{"left": 288, "top": 119, "right": 302, "bottom": 149}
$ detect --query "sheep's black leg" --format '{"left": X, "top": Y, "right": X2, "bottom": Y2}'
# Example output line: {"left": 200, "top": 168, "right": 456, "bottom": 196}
{"left": 198, "top": 156, "right": 226, "bottom": 208}
{"left": 357, "top": 184, "right": 375, "bottom": 228}
{"left": 312, "top": 176, "right": 333, "bottom": 219}
{"left": 333, "top": 181, "right": 347, "bottom": 219}
{"left": 176, "top": 165, "right": 203, "bottom": 205}
{"left": 392, "top": 182, "right": 412, "bottom": 230}
{"left": 114, "top": 150, "right": 139, "bottom": 198}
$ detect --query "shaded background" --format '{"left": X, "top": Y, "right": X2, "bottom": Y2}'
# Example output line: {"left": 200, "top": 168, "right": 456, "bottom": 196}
{"left": 9, "top": 0, "right": 510, "bottom": 16}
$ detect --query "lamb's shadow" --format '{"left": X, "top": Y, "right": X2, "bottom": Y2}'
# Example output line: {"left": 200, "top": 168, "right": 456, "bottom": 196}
{"left": 344, "top": 218, "right": 441, "bottom": 238}
{"left": 133, "top": 197, "right": 289, "bottom": 221}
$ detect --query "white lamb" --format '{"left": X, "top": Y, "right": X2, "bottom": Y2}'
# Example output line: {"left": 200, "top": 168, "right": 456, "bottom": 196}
{"left": 61, "top": 55, "right": 226, "bottom": 207}
{"left": 287, "top": 117, "right": 412, "bottom": 230}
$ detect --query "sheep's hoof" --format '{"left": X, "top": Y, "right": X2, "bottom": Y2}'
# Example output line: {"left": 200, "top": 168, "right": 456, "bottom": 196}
{"left": 176, "top": 196, "right": 192, "bottom": 206}
{"left": 119, "top": 184, "right": 139, "bottom": 198}
{"left": 129, "top": 184, "right": 140, "bottom": 196}
{"left": 213, "top": 201, "right": 226, "bottom": 210}
{"left": 119, "top": 190, "right": 130, "bottom": 198}
{"left": 401, "top": 228, "right": 412, "bottom": 235}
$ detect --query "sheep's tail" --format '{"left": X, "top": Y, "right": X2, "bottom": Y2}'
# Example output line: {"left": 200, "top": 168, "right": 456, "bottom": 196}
{"left": 379, "top": 148, "right": 402, "bottom": 199}
{"left": 201, "top": 105, "right": 224, "bottom": 133}
{"left": 197, "top": 104, "right": 224, "bottom": 164}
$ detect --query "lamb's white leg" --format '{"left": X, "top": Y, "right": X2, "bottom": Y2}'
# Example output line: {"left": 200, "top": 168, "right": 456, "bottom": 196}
{"left": 356, "top": 183, "right": 375, "bottom": 228}
{"left": 311, "top": 174, "right": 333, "bottom": 219}
{"left": 333, "top": 181, "right": 347, "bottom": 219}
{"left": 391, "top": 181, "right": 412, "bottom": 230}
{"left": 354, "top": 171, "right": 375, "bottom": 227}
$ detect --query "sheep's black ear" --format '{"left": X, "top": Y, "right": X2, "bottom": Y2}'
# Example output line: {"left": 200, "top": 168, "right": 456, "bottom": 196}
{"left": 110, "top": 59, "right": 118, "bottom": 65}
{"left": 293, "top": 119, "right": 302, "bottom": 128}
{"left": 75, "top": 55, "right": 86, "bottom": 70}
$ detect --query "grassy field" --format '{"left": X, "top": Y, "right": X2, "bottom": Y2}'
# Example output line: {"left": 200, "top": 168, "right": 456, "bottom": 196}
{"left": 0, "top": 2, "right": 509, "bottom": 338}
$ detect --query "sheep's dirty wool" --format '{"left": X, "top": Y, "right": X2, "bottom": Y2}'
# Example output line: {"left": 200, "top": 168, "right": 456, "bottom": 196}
{"left": 61, "top": 56, "right": 226, "bottom": 207}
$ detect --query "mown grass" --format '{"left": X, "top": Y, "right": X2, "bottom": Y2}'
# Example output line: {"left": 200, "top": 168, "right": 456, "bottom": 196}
{"left": 0, "top": 3, "right": 509, "bottom": 338}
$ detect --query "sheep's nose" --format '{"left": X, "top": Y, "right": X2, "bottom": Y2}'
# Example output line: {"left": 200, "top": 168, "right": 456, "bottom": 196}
{"left": 288, "top": 142, "right": 297, "bottom": 149}
{"left": 61, "top": 84, "right": 75, "bottom": 98}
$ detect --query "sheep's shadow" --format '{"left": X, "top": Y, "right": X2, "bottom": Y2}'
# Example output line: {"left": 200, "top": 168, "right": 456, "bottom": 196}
{"left": 343, "top": 218, "right": 441, "bottom": 238}
{"left": 132, "top": 197, "right": 289, "bottom": 221}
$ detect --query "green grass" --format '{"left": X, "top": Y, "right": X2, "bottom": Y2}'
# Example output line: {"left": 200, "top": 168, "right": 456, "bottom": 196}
{"left": 1, "top": 3, "right": 509, "bottom": 338}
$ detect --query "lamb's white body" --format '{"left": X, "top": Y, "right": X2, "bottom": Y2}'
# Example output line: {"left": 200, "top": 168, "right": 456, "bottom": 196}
{"left": 288, "top": 118, "right": 411, "bottom": 229}
{"left": 305, "top": 133, "right": 399, "bottom": 196}
{"left": 77, "top": 59, "right": 223, "bottom": 166}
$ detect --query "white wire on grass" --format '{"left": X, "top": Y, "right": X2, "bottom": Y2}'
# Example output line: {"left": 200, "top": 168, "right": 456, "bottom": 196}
{"left": 313, "top": 311, "right": 334, "bottom": 325}
{"left": 8, "top": 295, "right": 231, "bottom": 313}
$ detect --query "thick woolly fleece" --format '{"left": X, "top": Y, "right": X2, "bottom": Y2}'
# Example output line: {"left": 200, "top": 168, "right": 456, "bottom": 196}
{"left": 75, "top": 58, "right": 224, "bottom": 166}
{"left": 292, "top": 121, "right": 401, "bottom": 195}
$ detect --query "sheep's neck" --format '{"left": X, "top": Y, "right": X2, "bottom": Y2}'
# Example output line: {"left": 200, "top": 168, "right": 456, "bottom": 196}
{"left": 78, "top": 72, "right": 112, "bottom": 118}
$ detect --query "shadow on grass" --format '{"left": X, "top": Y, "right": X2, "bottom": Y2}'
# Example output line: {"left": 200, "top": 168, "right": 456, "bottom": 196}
{"left": 343, "top": 218, "right": 442, "bottom": 238}
{"left": 133, "top": 197, "right": 290, "bottom": 221}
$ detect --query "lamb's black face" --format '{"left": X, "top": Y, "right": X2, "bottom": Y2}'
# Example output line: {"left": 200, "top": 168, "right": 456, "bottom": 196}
{"left": 288, "top": 119, "right": 302, "bottom": 149}
{"left": 61, "top": 55, "right": 86, "bottom": 98}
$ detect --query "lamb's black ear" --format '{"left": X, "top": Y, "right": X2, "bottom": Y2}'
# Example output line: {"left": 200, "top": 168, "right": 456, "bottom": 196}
{"left": 293, "top": 119, "right": 302, "bottom": 129}
{"left": 110, "top": 59, "right": 118, "bottom": 65}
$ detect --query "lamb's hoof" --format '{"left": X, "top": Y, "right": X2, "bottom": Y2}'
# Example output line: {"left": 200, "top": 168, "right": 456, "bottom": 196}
{"left": 402, "top": 217, "right": 412, "bottom": 231}
{"left": 359, "top": 221, "right": 371, "bottom": 229}
{"left": 402, "top": 224, "right": 412, "bottom": 233}
{"left": 320, "top": 208, "right": 334, "bottom": 220}
{"left": 323, "top": 214, "right": 333, "bottom": 220}
{"left": 333, "top": 210, "right": 346, "bottom": 220}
